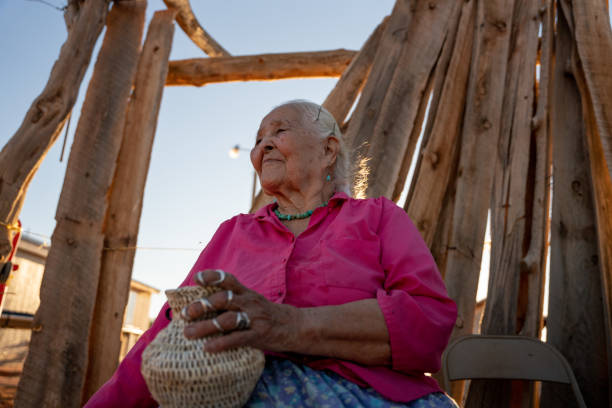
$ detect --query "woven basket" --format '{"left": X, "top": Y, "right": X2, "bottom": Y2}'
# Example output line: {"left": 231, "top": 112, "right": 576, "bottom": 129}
{"left": 141, "top": 286, "right": 265, "bottom": 408}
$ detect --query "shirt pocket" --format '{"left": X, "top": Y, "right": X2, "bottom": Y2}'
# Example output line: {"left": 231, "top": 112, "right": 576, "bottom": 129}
{"left": 319, "top": 238, "right": 384, "bottom": 295}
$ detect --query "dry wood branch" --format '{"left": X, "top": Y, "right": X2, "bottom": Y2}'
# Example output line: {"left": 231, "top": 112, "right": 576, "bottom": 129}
{"left": 569, "top": 0, "right": 612, "bottom": 181}
{"left": 63, "top": 0, "right": 80, "bottom": 31}
{"left": 404, "top": 0, "right": 475, "bottom": 245}
{"left": 82, "top": 8, "right": 173, "bottom": 403}
{"left": 15, "top": 2, "right": 145, "bottom": 406}
{"left": 570, "top": 9, "right": 612, "bottom": 406}
{"left": 471, "top": 4, "right": 542, "bottom": 405}
{"left": 0, "top": 0, "right": 109, "bottom": 269}
{"left": 565, "top": 0, "right": 612, "bottom": 402}
{"left": 166, "top": 50, "right": 357, "bottom": 87}
{"left": 323, "top": 17, "right": 388, "bottom": 125}
{"left": 519, "top": 0, "right": 553, "bottom": 340}
{"left": 479, "top": 0, "right": 540, "bottom": 337}
{"left": 540, "top": 6, "right": 611, "bottom": 407}
{"left": 163, "top": 0, "right": 229, "bottom": 57}
{"left": 346, "top": 0, "right": 460, "bottom": 199}
{"left": 443, "top": 0, "right": 515, "bottom": 387}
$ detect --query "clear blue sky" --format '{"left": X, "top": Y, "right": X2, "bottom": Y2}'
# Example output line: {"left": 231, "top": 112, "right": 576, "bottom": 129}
{"left": 0, "top": 0, "right": 394, "bottom": 317}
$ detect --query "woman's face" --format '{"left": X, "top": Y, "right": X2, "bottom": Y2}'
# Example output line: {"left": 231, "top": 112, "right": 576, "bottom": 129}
{"left": 251, "top": 106, "right": 328, "bottom": 195}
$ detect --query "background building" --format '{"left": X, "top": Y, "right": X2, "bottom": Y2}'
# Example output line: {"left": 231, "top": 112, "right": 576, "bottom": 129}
{"left": 0, "top": 235, "right": 158, "bottom": 407}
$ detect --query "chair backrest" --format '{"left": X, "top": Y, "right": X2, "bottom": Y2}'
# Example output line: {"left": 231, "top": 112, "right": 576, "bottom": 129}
{"left": 442, "top": 335, "right": 587, "bottom": 408}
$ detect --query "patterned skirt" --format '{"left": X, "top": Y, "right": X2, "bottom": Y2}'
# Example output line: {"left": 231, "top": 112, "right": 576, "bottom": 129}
{"left": 245, "top": 357, "right": 459, "bottom": 408}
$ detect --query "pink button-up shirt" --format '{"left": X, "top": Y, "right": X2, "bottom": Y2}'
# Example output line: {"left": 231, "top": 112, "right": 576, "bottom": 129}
{"left": 86, "top": 192, "right": 457, "bottom": 406}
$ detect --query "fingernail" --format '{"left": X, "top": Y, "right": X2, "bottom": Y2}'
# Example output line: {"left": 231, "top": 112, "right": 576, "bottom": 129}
{"left": 180, "top": 306, "right": 190, "bottom": 321}
{"left": 195, "top": 271, "right": 205, "bottom": 285}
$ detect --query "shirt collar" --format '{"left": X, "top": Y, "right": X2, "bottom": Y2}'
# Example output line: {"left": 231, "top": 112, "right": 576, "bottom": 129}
{"left": 253, "top": 191, "right": 349, "bottom": 220}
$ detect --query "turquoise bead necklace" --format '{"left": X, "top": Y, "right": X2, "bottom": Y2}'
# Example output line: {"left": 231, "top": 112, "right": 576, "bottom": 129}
{"left": 274, "top": 201, "right": 328, "bottom": 221}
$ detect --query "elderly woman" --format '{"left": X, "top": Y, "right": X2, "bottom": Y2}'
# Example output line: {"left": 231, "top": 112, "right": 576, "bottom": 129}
{"left": 86, "top": 100, "right": 458, "bottom": 407}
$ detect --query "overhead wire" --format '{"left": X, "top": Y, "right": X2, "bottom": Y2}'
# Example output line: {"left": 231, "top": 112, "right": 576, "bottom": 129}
{"left": 1, "top": 222, "right": 203, "bottom": 252}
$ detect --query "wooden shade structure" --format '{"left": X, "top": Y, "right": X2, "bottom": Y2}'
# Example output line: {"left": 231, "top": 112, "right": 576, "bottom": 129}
{"left": 0, "top": 0, "right": 610, "bottom": 407}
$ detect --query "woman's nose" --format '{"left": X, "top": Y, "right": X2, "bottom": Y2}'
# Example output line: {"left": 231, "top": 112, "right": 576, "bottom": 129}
{"left": 261, "top": 136, "right": 275, "bottom": 152}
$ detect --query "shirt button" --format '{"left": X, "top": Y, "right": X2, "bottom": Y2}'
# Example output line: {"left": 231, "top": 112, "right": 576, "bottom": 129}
{"left": 282, "top": 258, "right": 287, "bottom": 262}
{"left": 277, "top": 291, "right": 283, "bottom": 296}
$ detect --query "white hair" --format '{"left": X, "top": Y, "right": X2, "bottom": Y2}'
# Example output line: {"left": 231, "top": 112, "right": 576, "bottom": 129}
{"left": 273, "top": 100, "right": 351, "bottom": 195}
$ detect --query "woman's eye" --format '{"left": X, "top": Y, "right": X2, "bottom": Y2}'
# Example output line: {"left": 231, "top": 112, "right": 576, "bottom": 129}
{"left": 276, "top": 128, "right": 286, "bottom": 134}
{"left": 255, "top": 139, "right": 262, "bottom": 145}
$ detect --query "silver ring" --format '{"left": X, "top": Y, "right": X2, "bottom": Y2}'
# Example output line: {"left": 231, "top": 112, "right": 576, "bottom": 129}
{"left": 235, "top": 311, "right": 250, "bottom": 330}
{"left": 209, "top": 269, "right": 226, "bottom": 285}
{"left": 211, "top": 317, "right": 225, "bottom": 333}
{"left": 198, "top": 297, "right": 215, "bottom": 312}
{"left": 226, "top": 290, "right": 234, "bottom": 308}
{"left": 195, "top": 270, "right": 205, "bottom": 285}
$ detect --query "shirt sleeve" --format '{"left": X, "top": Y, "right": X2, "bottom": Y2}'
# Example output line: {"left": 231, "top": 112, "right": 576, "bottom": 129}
{"left": 375, "top": 198, "right": 457, "bottom": 374}
{"left": 84, "top": 218, "right": 237, "bottom": 407}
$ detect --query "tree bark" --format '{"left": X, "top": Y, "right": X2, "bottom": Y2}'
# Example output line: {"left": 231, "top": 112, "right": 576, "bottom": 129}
{"left": 540, "top": 5, "right": 610, "bottom": 407}
{"left": 467, "top": 0, "right": 541, "bottom": 405}
{"left": 166, "top": 50, "right": 357, "bottom": 87}
{"left": 323, "top": 17, "right": 388, "bottom": 126}
{"left": 519, "top": 0, "right": 553, "bottom": 341}
{"left": 441, "top": 2, "right": 515, "bottom": 402}
{"left": 0, "top": 0, "right": 109, "bottom": 269}
{"left": 162, "top": 0, "right": 230, "bottom": 57}
{"left": 569, "top": 0, "right": 612, "bottom": 181}
{"left": 346, "top": 0, "right": 460, "bottom": 199}
{"left": 404, "top": 0, "right": 475, "bottom": 244}
{"left": 82, "top": 7, "right": 174, "bottom": 404}
{"left": 15, "top": 2, "right": 144, "bottom": 406}
{"left": 568, "top": 2, "right": 612, "bottom": 403}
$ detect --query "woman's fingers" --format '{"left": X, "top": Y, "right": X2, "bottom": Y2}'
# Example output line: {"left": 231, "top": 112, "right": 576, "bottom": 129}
{"left": 182, "top": 289, "right": 243, "bottom": 320}
{"left": 184, "top": 310, "right": 251, "bottom": 339}
{"left": 204, "top": 330, "right": 255, "bottom": 353}
{"left": 195, "top": 269, "right": 245, "bottom": 292}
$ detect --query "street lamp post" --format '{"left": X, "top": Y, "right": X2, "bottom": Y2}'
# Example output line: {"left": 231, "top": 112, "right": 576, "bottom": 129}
{"left": 229, "top": 144, "right": 258, "bottom": 209}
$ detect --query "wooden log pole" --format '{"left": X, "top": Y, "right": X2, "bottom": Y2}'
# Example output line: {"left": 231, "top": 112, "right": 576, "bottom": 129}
{"left": 440, "top": 0, "right": 515, "bottom": 401}
{"left": 404, "top": 0, "right": 476, "bottom": 244}
{"left": 165, "top": 49, "right": 357, "bottom": 87}
{"left": 323, "top": 17, "right": 388, "bottom": 126}
{"left": 82, "top": 8, "right": 176, "bottom": 403}
{"left": 444, "top": 0, "right": 515, "bottom": 336}
{"left": 519, "top": 0, "right": 553, "bottom": 341}
{"left": 480, "top": 0, "right": 540, "bottom": 339}
{"left": 568, "top": 2, "right": 612, "bottom": 402}
{"left": 570, "top": 0, "right": 612, "bottom": 181}
{"left": 539, "top": 5, "right": 610, "bottom": 407}
{"left": 15, "top": 2, "right": 146, "bottom": 406}
{"left": 163, "top": 0, "right": 230, "bottom": 57}
{"left": 346, "top": 0, "right": 460, "bottom": 199}
{"left": 466, "top": 0, "right": 541, "bottom": 405}
{"left": 0, "top": 0, "right": 109, "bottom": 269}
{"left": 395, "top": 0, "right": 469, "bottom": 205}
{"left": 342, "top": 0, "right": 415, "bottom": 153}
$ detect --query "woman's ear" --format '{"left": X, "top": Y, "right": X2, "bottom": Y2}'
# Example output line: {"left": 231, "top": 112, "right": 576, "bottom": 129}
{"left": 325, "top": 136, "right": 340, "bottom": 166}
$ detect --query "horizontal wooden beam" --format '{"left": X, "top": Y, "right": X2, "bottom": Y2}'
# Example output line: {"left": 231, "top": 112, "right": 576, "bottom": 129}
{"left": 165, "top": 49, "right": 357, "bottom": 86}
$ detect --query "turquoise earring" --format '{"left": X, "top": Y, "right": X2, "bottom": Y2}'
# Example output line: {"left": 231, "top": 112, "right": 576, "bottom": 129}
{"left": 326, "top": 174, "right": 331, "bottom": 182}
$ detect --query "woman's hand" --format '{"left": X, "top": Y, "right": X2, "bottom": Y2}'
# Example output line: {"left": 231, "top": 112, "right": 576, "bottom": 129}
{"left": 181, "top": 269, "right": 302, "bottom": 353}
